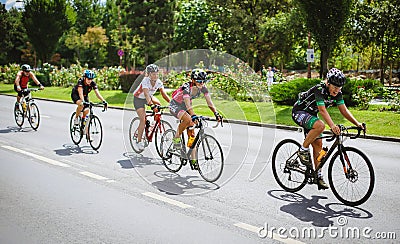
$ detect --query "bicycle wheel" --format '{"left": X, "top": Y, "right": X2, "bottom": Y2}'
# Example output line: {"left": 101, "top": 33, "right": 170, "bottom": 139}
{"left": 196, "top": 134, "right": 224, "bottom": 182}
{"left": 154, "top": 119, "right": 173, "bottom": 157}
{"left": 129, "top": 117, "right": 148, "bottom": 153}
{"left": 271, "top": 139, "right": 307, "bottom": 192}
{"left": 14, "top": 103, "right": 24, "bottom": 127}
{"left": 28, "top": 102, "right": 40, "bottom": 130}
{"left": 70, "top": 112, "right": 83, "bottom": 145}
{"left": 328, "top": 147, "right": 375, "bottom": 206}
{"left": 160, "top": 129, "right": 183, "bottom": 172}
{"left": 87, "top": 115, "right": 103, "bottom": 151}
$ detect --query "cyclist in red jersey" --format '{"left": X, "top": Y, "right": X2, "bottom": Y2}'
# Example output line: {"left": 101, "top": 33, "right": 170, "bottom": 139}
{"left": 14, "top": 64, "right": 44, "bottom": 110}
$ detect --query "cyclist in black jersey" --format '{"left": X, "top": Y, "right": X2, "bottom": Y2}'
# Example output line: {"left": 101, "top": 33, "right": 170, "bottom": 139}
{"left": 71, "top": 70, "right": 107, "bottom": 125}
{"left": 292, "top": 68, "right": 364, "bottom": 189}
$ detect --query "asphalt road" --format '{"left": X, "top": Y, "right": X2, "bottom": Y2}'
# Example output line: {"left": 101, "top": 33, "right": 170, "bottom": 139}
{"left": 0, "top": 95, "right": 399, "bottom": 243}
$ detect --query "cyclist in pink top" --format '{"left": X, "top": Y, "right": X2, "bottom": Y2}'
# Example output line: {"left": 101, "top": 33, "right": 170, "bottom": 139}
{"left": 169, "top": 69, "right": 222, "bottom": 150}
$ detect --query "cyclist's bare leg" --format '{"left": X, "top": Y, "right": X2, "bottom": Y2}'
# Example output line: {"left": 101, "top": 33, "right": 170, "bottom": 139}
{"left": 16, "top": 96, "right": 21, "bottom": 103}
{"left": 311, "top": 138, "right": 322, "bottom": 169}
{"left": 175, "top": 111, "right": 193, "bottom": 139}
{"left": 75, "top": 100, "right": 84, "bottom": 119}
{"left": 136, "top": 107, "right": 146, "bottom": 143}
{"left": 303, "top": 120, "right": 324, "bottom": 148}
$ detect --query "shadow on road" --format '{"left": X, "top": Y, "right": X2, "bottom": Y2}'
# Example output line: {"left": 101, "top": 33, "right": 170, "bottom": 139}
{"left": 0, "top": 126, "right": 34, "bottom": 133}
{"left": 54, "top": 144, "right": 99, "bottom": 156}
{"left": 267, "top": 190, "right": 373, "bottom": 227}
{"left": 151, "top": 170, "right": 220, "bottom": 195}
{"left": 120, "top": 152, "right": 163, "bottom": 169}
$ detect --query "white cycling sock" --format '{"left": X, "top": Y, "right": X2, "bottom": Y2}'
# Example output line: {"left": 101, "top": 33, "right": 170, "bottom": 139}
{"left": 300, "top": 146, "right": 309, "bottom": 151}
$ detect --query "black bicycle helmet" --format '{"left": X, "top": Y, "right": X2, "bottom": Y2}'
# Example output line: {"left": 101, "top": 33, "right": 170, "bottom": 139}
{"left": 83, "top": 69, "right": 96, "bottom": 79}
{"left": 146, "top": 64, "right": 159, "bottom": 73}
{"left": 21, "top": 64, "right": 31, "bottom": 72}
{"left": 327, "top": 68, "right": 346, "bottom": 87}
{"left": 191, "top": 69, "right": 208, "bottom": 82}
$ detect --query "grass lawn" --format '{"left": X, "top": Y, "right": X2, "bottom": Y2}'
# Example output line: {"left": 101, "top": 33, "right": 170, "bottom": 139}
{"left": 1, "top": 83, "right": 399, "bottom": 138}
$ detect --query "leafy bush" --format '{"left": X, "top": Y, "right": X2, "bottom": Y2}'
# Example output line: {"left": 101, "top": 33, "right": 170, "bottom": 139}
{"left": 269, "top": 78, "right": 321, "bottom": 105}
{"left": 0, "top": 64, "right": 22, "bottom": 84}
{"left": 342, "top": 79, "right": 382, "bottom": 106}
{"left": 352, "top": 87, "right": 375, "bottom": 110}
{"left": 120, "top": 71, "right": 143, "bottom": 93}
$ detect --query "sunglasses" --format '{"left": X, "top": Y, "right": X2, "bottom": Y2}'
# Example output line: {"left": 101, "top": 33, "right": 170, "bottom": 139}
{"left": 195, "top": 79, "right": 208, "bottom": 83}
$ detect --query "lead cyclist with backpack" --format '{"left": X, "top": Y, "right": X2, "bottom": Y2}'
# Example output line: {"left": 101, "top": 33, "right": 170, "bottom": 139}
{"left": 292, "top": 68, "right": 364, "bottom": 190}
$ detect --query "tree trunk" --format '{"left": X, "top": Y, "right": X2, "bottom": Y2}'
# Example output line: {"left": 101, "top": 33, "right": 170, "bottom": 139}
{"left": 380, "top": 41, "right": 385, "bottom": 85}
{"left": 319, "top": 48, "right": 329, "bottom": 79}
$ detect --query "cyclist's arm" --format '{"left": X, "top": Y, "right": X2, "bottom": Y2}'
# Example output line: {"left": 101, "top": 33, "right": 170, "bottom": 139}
{"left": 93, "top": 88, "right": 106, "bottom": 102}
{"left": 30, "top": 72, "right": 42, "bottom": 87}
{"left": 183, "top": 96, "right": 194, "bottom": 116}
{"left": 318, "top": 105, "right": 340, "bottom": 134}
{"left": 205, "top": 94, "right": 217, "bottom": 114}
{"left": 14, "top": 72, "right": 22, "bottom": 87}
{"left": 142, "top": 87, "right": 153, "bottom": 105}
{"left": 338, "top": 104, "right": 363, "bottom": 128}
{"left": 159, "top": 87, "right": 170, "bottom": 103}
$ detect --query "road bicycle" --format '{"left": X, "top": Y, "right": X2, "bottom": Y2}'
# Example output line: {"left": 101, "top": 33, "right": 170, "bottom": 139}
{"left": 14, "top": 88, "right": 41, "bottom": 130}
{"left": 271, "top": 124, "right": 375, "bottom": 206}
{"left": 160, "top": 116, "right": 224, "bottom": 183}
{"left": 69, "top": 102, "right": 106, "bottom": 151}
{"left": 129, "top": 106, "right": 172, "bottom": 157}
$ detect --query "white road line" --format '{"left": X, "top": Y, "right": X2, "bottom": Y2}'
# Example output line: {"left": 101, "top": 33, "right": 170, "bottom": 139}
{"left": 142, "top": 192, "right": 193, "bottom": 209}
{"left": 41, "top": 115, "right": 51, "bottom": 118}
{"left": 234, "top": 222, "right": 305, "bottom": 244}
{"left": 2, "top": 145, "right": 70, "bottom": 168}
{"left": 79, "top": 171, "right": 109, "bottom": 180}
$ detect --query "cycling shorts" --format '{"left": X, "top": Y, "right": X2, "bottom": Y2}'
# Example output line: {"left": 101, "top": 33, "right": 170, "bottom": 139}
{"left": 71, "top": 90, "right": 89, "bottom": 108}
{"left": 169, "top": 100, "right": 187, "bottom": 118}
{"left": 133, "top": 96, "right": 147, "bottom": 110}
{"left": 292, "top": 109, "right": 319, "bottom": 134}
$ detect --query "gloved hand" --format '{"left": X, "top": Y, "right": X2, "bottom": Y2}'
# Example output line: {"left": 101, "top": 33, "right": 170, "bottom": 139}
{"left": 214, "top": 111, "right": 222, "bottom": 121}
{"left": 191, "top": 114, "right": 199, "bottom": 123}
{"left": 102, "top": 100, "right": 108, "bottom": 111}
{"left": 39, "top": 84, "right": 44, "bottom": 90}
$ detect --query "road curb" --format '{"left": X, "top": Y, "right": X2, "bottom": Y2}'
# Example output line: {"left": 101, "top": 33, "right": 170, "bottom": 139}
{"left": 1, "top": 93, "right": 399, "bottom": 143}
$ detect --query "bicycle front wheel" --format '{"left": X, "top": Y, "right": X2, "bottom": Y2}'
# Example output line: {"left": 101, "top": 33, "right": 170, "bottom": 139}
{"left": 154, "top": 119, "right": 172, "bottom": 157}
{"left": 87, "top": 115, "right": 103, "bottom": 151}
{"left": 160, "top": 129, "right": 183, "bottom": 172}
{"left": 129, "top": 117, "right": 149, "bottom": 153}
{"left": 196, "top": 134, "right": 224, "bottom": 182}
{"left": 328, "top": 147, "right": 375, "bottom": 206}
{"left": 14, "top": 104, "right": 24, "bottom": 127}
{"left": 70, "top": 112, "right": 83, "bottom": 145}
{"left": 28, "top": 102, "right": 40, "bottom": 130}
{"left": 272, "top": 139, "right": 307, "bottom": 192}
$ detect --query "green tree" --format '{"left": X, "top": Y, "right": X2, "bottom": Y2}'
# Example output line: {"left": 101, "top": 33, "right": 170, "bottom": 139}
{"left": 71, "top": 0, "right": 103, "bottom": 34}
{"left": 22, "top": 0, "right": 71, "bottom": 65}
{"left": 296, "top": 0, "right": 353, "bottom": 78}
{"left": 0, "top": 6, "right": 27, "bottom": 64}
{"left": 174, "top": 0, "right": 210, "bottom": 51}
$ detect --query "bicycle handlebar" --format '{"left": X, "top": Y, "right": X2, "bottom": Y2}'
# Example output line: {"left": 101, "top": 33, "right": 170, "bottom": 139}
{"left": 145, "top": 106, "right": 169, "bottom": 115}
{"left": 325, "top": 123, "right": 366, "bottom": 141}
{"left": 21, "top": 88, "right": 40, "bottom": 92}
{"left": 188, "top": 116, "right": 223, "bottom": 129}
{"left": 82, "top": 101, "right": 107, "bottom": 112}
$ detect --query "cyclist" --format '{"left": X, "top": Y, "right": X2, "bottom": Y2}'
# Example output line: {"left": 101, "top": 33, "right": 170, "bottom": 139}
{"left": 169, "top": 69, "right": 222, "bottom": 167}
{"left": 132, "top": 64, "right": 170, "bottom": 151}
{"left": 14, "top": 64, "right": 44, "bottom": 110}
{"left": 292, "top": 68, "right": 364, "bottom": 190}
{"left": 71, "top": 70, "right": 107, "bottom": 125}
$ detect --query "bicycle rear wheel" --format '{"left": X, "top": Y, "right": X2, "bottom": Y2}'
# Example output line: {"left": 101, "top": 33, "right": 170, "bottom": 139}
{"left": 129, "top": 117, "right": 148, "bottom": 153}
{"left": 154, "top": 119, "right": 172, "bottom": 157}
{"left": 328, "top": 147, "right": 375, "bottom": 206}
{"left": 70, "top": 112, "right": 83, "bottom": 145}
{"left": 14, "top": 103, "right": 24, "bottom": 127}
{"left": 87, "top": 115, "right": 103, "bottom": 151}
{"left": 160, "top": 129, "right": 183, "bottom": 172}
{"left": 272, "top": 139, "right": 307, "bottom": 192}
{"left": 196, "top": 134, "right": 224, "bottom": 182}
{"left": 28, "top": 102, "right": 40, "bottom": 130}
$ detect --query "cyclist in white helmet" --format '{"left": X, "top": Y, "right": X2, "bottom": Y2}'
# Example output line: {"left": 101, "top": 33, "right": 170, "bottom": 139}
{"left": 132, "top": 64, "right": 170, "bottom": 151}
